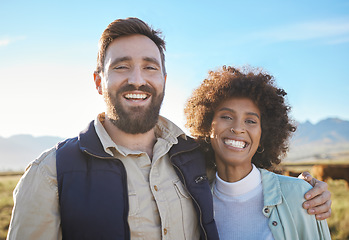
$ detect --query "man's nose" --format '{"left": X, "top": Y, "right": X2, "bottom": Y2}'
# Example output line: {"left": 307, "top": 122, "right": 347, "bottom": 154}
{"left": 128, "top": 68, "right": 146, "bottom": 87}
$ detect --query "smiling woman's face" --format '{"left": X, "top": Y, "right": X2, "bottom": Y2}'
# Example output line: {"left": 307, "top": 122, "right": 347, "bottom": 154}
{"left": 210, "top": 97, "right": 262, "bottom": 179}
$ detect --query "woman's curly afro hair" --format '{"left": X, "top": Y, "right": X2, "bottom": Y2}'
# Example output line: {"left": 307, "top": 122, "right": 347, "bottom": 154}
{"left": 184, "top": 66, "right": 296, "bottom": 170}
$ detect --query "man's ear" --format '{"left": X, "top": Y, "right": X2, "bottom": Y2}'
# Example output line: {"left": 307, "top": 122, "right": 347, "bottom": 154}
{"left": 93, "top": 71, "right": 103, "bottom": 95}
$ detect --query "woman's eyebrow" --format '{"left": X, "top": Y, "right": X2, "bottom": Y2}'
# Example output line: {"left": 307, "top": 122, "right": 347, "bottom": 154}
{"left": 218, "top": 107, "right": 260, "bottom": 119}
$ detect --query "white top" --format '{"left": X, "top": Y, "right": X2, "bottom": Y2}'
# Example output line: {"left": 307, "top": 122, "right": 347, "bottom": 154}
{"left": 213, "top": 164, "right": 274, "bottom": 240}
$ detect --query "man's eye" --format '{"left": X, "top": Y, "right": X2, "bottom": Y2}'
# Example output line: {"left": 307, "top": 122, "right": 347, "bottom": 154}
{"left": 145, "top": 66, "right": 158, "bottom": 70}
{"left": 114, "top": 65, "right": 128, "bottom": 70}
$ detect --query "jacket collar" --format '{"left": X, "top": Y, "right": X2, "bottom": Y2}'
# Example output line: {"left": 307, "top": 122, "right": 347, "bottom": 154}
{"left": 259, "top": 168, "right": 283, "bottom": 206}
{"left": 168, "top": 136, "right": 200, "bottom": 163}
{"left": 79, "top": 119, "right": 198, "bottom": 160}
{"left": 78, "top": 120, "right": 114, "bottom": 158}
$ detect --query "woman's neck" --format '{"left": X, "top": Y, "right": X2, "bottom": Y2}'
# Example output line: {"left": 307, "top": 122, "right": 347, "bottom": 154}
{"left": 216, "top": 163, "right": 253, "bottom": 183}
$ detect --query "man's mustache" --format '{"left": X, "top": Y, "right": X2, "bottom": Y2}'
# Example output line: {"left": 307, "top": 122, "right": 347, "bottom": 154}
{"left": 117, "top": 84, "right": 155, "bottom": 95}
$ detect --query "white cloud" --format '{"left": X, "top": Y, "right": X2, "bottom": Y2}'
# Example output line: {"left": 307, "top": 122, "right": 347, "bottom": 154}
{"left": 249, "top": 18, "right": 349, "bottom": 44}
{"left": 0, "top": 38, "right": 11, "bottom": 46}
{"left": 0, "top": 36, "right": 26, "bottom": 47}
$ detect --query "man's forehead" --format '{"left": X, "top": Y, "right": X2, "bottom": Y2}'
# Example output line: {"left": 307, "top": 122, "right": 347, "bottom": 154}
{"left": 105, "top": 35, "right": 161, "bottom": 59}
{"left": 103, "top": 36, "right": 163, "bottom": 73}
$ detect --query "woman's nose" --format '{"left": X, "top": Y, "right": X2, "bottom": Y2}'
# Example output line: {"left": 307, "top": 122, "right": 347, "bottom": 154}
{"left": 230, "top": 122, "right": 245, "bottom": 134}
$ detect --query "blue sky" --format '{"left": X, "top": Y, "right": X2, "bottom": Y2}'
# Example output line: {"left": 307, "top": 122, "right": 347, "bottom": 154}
{"left": 1, "top": 0, "right": 348, "bottom": 138}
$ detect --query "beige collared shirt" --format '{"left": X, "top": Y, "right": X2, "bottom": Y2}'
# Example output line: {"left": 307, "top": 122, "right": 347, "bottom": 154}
{"left": 7, "top": 114, "right": 199, "bottom": 240}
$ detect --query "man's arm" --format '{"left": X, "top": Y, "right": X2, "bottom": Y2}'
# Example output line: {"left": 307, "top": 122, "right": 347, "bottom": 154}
{"left": 7, "top": 148, "right": 61, "bottom": 240}
{"left": 298, "top": 171, "right": 332, "bottom": 220}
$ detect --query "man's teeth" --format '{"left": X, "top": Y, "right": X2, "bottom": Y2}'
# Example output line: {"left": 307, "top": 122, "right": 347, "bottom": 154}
{"left": 125, "top": 93, "right": 148, "bottom": 100}
{"left": 224, "top": 139, "right": 246, "bottom": 149}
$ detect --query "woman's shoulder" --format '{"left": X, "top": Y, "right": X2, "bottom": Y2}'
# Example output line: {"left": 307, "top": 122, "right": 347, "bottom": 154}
{"left": 260, "top": 168, "right": 312, "bottom": 197}
{"left": 277, "top": 173, "right": 312, "bottom": 191}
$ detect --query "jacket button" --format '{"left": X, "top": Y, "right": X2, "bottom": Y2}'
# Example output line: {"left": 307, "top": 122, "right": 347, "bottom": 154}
{"left": 154, "top": 185, "right": 158, "bottom": 191}
{"left": 264, "top": 208, "right": 269, "bottom": 213}
{"left": 164, "top": 228, "right": 168, "bottom": 235}
{"left": 272, "top": 221, "right": 278, "bottom": 226}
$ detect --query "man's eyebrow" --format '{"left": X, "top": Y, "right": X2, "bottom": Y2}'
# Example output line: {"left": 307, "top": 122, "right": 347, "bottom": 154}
{"left": 143, "top": 57, "right": 161, "bottom": 67}
{"left": 218, "top": 107, "right": 260, "bottom": 119}
{"left": 109, "top": 56, "right": 131, "bottom": 67}
{"left": 109, "top": 56, "right": 160, "bottom": 67}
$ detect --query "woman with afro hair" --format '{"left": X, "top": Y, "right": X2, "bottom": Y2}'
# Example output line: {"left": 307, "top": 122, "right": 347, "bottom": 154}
{"left": 184, "top": 66, "right": 331, "bottom": 240}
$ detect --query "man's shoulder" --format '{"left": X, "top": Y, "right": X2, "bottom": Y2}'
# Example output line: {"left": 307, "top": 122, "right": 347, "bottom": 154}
{"left": 157, "top": 116, "right": 186, "bottom": 139}
{"left": 29, "top": 136, "right": 78, "bottom": 174}
{"left": 178, "top": 135, "right": 196, "bottom": 143}
{"left": 19, "top": 145, "right": 59, "bottom": 188}
{"left": 56, "top": 137, "right": 79, "bottom": 151}
{"left": 171, "top": 135, "right": 200, "bottom": 152}
{"left": 30, "top": 146, "right": 56, "bottom": 169}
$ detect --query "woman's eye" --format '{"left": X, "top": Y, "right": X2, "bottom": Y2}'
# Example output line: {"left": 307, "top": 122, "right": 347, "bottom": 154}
{"left": 221, "top": 115, "right": 232, "bottom": 120}
{"left": 246, "top": 119, "right": 257, "bottom": 124}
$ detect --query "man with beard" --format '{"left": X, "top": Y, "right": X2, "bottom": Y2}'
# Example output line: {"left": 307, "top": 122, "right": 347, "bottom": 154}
{"left": 7, "top": 18, "right": 332, "bottom": 240}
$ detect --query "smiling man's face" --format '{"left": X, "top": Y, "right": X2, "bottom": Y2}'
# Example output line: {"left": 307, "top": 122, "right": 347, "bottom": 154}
{"left": 95, "top": 34, "right": 166, "bottom": 134}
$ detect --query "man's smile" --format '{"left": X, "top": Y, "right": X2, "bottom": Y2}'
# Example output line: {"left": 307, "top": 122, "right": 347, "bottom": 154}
{"left": 121, "top": 91, "right": 152, "bottom": 105}
{"left": 123, "top": 92, "right": 150, "bottom": 101}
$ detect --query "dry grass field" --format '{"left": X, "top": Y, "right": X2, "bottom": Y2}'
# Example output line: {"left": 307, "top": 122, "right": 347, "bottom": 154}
{"left": 0, "top": 172, "right": 348, "bottom": 240}
{"left": 327, "top": 179, "right": 349, "bottom": 240}
{"left": 0, "top": 174, "right": 20, "bottom": 240}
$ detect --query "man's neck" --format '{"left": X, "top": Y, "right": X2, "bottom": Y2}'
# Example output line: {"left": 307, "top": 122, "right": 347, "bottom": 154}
{"left": 103, "top": 118, "right": 157, "bottom": 159}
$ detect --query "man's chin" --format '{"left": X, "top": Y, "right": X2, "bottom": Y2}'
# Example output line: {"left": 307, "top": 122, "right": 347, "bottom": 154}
{"left": 117, "top": 121, "right": 157, "bottom": 134}
{"left": 108, "top": 112, "right": 159, "bottom": 134}
{"left": 106, "top": 92, "right": 163, "bottom": 134}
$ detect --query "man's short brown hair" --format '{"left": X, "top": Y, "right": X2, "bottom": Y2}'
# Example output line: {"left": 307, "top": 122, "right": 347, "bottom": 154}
{"left": 96, "top": 17, "right": 166, "bottom": 76}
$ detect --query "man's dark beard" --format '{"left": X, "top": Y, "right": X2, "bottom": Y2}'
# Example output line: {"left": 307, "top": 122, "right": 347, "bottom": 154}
{"left": 104, "top": 84, "right": 164, "bottom": 134}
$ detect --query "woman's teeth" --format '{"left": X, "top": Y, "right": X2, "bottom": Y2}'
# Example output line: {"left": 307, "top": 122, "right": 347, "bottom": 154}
{"left": 224, "top": 139, "right": 246, "bottom": 149}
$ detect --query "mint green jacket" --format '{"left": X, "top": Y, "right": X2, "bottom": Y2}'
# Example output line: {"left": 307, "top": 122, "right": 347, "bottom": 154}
{"left": 259, "top": 168, "right": 331, "bottom": 240}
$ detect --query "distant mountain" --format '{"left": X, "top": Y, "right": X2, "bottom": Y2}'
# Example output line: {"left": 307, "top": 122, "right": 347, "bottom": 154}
{"left": 292, "top": 118, "right": 349, "bottom": 145}
{"left": 0, "top": 135, "right": 64, "bottom": 171}
{"left": 0, "top": 118, "right": 349, "bottom": 171}
{"left": 287, "top": 118, "right": 349, "bottom": 162}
